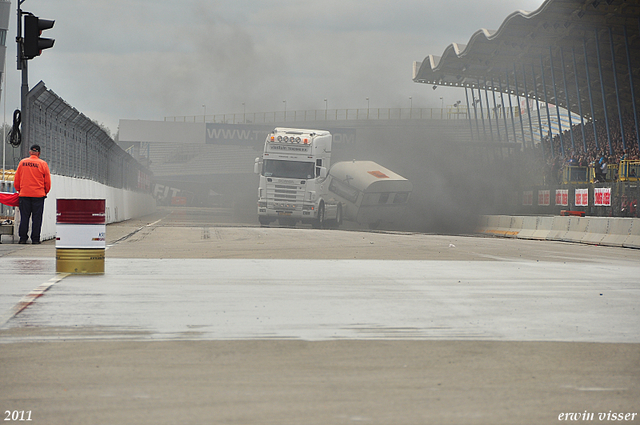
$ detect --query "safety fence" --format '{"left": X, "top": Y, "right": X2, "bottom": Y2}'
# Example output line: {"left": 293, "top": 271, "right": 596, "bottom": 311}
{"left": 517, "top": 182, "right": 639, "bottom": 218}
{"left": 24, "top": 81, "right": 152, "bottom": 193}
{"left": 561, "top": 161, "right": 640, "bottom": 185}
{"left": 477, "top": 215, "right": 640, "bottom": 249}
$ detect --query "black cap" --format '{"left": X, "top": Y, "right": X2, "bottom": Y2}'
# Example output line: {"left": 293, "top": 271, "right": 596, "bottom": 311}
{"left": 30, "top": 144, "right": 40, "bottom": 152}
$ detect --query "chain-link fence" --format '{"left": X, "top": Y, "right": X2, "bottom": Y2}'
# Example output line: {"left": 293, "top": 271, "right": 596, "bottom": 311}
{"left": 20, "top": 81, "right": 152, "bottom": 192}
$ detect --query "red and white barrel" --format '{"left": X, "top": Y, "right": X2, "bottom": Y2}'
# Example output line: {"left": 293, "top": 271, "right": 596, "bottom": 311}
{"left": 56, "top": 199, "right": 106, "bottom": 274}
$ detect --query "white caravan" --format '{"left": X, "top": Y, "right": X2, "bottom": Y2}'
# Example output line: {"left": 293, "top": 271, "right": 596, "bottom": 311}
{"left": 326, "top": 160, "right": 412, "bottom": 229}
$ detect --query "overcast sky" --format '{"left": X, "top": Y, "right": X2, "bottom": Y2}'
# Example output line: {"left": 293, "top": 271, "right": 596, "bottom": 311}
{"left": 2, "top": 0, "right": 544, "bottom": 135}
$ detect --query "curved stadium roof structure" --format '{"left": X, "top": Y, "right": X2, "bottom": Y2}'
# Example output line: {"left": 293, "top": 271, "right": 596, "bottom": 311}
{"left": 413, "top": 0, "right": 640, "bottom": 123}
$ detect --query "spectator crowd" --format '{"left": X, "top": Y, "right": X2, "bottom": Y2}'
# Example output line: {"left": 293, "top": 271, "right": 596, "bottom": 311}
{"left": 535, "top": 112, "right": 640, "bottom": 184}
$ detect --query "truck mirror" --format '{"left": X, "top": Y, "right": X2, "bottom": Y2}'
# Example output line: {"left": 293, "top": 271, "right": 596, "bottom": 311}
{"left": 318, "top": 166, "right": 327, "bottom": 179}
{"left": 254, "top": 158, "right": 260, "bottom": 174}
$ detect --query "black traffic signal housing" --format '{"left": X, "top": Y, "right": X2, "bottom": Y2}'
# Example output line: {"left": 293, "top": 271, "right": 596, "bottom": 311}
{"left": 23, "top": 14, "right": 55, "bottom": 60}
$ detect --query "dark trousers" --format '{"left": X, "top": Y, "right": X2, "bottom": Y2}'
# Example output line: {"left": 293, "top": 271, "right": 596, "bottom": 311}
{"left": 19, "top": 197, "right": 45, "bottom": 243}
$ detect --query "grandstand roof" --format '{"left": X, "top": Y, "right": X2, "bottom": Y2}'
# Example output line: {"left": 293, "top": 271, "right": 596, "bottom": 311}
{"left": 413, "top": 0, "right": 640, "bottom": 121}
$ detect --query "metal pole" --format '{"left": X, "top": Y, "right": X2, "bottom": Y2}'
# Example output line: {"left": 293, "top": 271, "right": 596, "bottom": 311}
{"left": 560, "top": 47, "right": 575, "bottom": 152}
{"left": 2, "top": 59, "right": 5, "bottom": 179}
{"left": 471, "top": 85, "right": 481, "bottom": 140}
{"left": 549, "top": 46, "right": 565, "bottom": 157}
{"left": 531, "top": 64, "right": 546, "bottom": 159}
{"left": 21, "top": 56, "right": 29, "bottom": 159}
{"left": 16, "top": 0, "right": 23, "bottom": 70}
{"left": 595, "top": 29, "right": 613, "bottom": 155}
{"left": 499, "top": 76, "right": 510, "bottom": 143}
{"left": 477, "top": 83, "right": 486, "bottom": 140}
{"left": 583, "top": 37, "right": 599, "bottom": 151}
{"left": 464, "top": 86, "right": 474, "bottom": 142}
{"left": 522, "top": 65, "right": 535, "bottom": 150}
{"left": 513, "top": 64, "right": 527, "bottom": 150}
{"left": 625, "top": 24, "right": 640, "bottom": 153}
{"left": 540, "top": 56, "right": 555, "bottom": 156}
{"left": 483, "top": 78, "right": 494, "bottom": 141}
{"left": 571, "top": 46, "right": 587, "bottom": 153}
{"left": 490, "top": 78, "right": 501, "bottom": 142}
{"left": 506, "top": 72, "right": 518, "bottom": 146}
{"left": 609, "top": 27, "right": 626, "bottom": 151}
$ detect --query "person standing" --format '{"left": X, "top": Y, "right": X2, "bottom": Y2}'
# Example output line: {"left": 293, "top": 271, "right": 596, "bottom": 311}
{"left": 14, "top": 144, "right": 51, "bottom": 244}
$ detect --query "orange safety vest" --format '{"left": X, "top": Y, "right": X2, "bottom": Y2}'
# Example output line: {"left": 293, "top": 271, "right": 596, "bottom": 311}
{"left": 14, "top": 154, "right": 51, "bottom": 198}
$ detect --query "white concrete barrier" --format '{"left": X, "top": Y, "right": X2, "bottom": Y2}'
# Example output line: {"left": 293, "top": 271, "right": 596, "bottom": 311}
{"left": 622, "top": 220, "right": 640, "bottom": 249}
{"left": 530, "top": 216, "right": 554, "bottom": 240}
{"left": 546, "top": 216, "right": 570, "bottom": 241}
{"left": 582, "top": 217, "right": 610, "bottom": 246}
{"left": 509, "top": 216, "right": 524, "bottom": 238}
{"left": 601, "top": 219, "right": 634, "bottom": 247}
{"left": 563, "top": 216, "right": 590, "bottom": 244}
{"left": 34, "top": 175, "right": 156, "bottom": 241}
{"left": 476, "top": 215, "right": 492, "bottom": 234}
{"left": 516, "top": 216, "right": 539, "bottom": 240}
{"left": 477, "top": 215, "right": 518, "bottom": 237}
{"left": 478, "top": 215, "right": 640, "bottom": 249}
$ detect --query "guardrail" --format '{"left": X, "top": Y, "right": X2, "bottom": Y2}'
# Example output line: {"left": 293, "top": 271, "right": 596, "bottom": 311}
{"left": 619, "top": 160, "right": 640, "bottom": 182}
{"left": 560, "top": 162, "right": 638, "bottom": 184}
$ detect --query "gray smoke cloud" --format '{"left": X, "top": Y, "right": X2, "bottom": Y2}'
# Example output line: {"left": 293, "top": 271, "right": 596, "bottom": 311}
{"left": 3, "top": 0, "right": 543, "bottom": 135}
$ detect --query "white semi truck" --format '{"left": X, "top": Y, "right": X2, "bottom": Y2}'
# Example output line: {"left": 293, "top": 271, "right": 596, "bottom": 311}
{"left": 254, "top": 128, "right": 342, "bottom": 228}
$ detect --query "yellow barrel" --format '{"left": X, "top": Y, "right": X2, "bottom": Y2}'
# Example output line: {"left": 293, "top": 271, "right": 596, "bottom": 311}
{"left": 56, "top": 248, "right": 105, "bottom": 274}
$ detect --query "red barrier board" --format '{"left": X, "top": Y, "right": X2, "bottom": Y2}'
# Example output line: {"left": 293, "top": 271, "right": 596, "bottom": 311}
{"left": 57, "top": 199, "right": 106, "bottom": 224}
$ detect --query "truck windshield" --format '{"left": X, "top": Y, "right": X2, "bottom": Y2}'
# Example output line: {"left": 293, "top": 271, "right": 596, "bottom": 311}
{"left": 263, "top": 159, "right": 315, "bottom": 179}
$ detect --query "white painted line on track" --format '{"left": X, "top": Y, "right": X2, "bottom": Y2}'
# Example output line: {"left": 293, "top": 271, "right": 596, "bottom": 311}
{"left": 0, "top": 273, "right": 70, "bottom": 328}
{"left": 106, "top": 218, "right": 164, "bottom": 249}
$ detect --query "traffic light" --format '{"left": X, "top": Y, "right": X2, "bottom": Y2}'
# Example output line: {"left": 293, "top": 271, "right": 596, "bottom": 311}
{"left": 23, "top": 14, "right": 55, "bottom": 60}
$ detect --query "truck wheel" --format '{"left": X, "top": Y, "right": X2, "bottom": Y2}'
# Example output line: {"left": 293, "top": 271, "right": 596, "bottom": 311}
{"left": 259, "top": 216, "right": 271, "bottom": 226}
{"left": 313, "top": 203, "right": 325, "bottom": 229}
{"left": 328, "top": 203, "right": 342, "bottom": 229}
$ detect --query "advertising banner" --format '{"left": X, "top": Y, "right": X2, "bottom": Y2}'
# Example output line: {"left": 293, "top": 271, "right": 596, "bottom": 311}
{"left": 538, "top": 189, "right": 550, "bottom": 206}
{"left": 205, "top": 123, "right": 356, "bottom": 146}
{"left": 594, "top": 187, "right": 611, "bottom": 206}
{"left": 555, "top": 189, "right": 568, "bottom": 206}
{"left": 575, "top": 189, "right": 589, "bottom": 207}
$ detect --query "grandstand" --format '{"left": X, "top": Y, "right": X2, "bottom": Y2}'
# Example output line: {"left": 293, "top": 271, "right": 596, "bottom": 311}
{"left": 413, "top": 0, "right": 640, "bottom": 218}
{"left": 413, "top": 0, "right": 639, "bottom": 158}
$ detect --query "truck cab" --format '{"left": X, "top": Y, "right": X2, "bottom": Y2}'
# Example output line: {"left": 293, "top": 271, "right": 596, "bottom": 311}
{"left": 255, "top": 128, "right": 341, "bottom": 228}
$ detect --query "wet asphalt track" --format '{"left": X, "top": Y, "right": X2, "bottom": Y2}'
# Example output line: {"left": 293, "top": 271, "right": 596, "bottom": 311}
{"left": 1, "top": 207, "right": 639, "bottom": 425}
{"left": 1, "top": 207, "right": 639, "bottom": 343}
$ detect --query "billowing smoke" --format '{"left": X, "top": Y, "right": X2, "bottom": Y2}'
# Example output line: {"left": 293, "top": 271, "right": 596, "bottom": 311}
{"left": 333, "top": 122, "right": 518, "bottom": 234}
